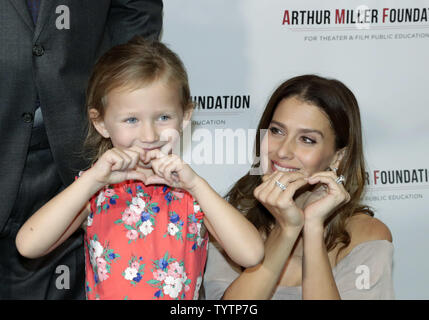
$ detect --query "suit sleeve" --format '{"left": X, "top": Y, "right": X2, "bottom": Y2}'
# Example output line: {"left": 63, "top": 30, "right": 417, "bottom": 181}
{"left": 107, "top": 0, "right": 163, "bottom": 46}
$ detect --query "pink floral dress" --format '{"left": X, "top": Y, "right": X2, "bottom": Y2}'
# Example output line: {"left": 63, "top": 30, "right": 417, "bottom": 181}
{"left": 84, "top": 180, "right": 208, "bottom": 300}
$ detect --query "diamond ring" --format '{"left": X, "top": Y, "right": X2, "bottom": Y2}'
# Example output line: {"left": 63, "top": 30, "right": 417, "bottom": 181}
{"left": 275, "top": 180, "right": 287, "bottom": 191}
{"left": 335, "top": 175, "right": 345, "bottom": 184}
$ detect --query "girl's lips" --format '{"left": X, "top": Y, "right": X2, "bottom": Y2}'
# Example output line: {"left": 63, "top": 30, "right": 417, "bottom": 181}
{"left": 142, "top": 144, "right": 168, "bottom": 152}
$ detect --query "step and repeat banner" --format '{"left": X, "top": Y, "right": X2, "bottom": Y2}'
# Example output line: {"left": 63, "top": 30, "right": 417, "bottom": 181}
{"left": 162, "top": 0, "right": 429, "bottom": 299}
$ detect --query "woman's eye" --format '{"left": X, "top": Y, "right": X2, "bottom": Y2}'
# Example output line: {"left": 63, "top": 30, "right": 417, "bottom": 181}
{"left": 302, "top": 136, "right": 316, "bottom": 144}
{"left": 125, "top": 117, "right": 138, "bottom": 124}
{"left": 269, "top": 126, "right": 283, "bottom": 135}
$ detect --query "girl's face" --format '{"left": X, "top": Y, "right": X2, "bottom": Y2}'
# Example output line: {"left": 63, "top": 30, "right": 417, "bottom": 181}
{"left": 92, "top": 79, "right": 191, "bottom": 153}
{"left": 261, "top": 96, "right": 343, "bottom": 177}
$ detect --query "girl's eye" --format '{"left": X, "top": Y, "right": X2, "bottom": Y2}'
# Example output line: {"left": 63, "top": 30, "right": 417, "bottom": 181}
{"left": 125, "top": 117, "right": 138, "bottom": 124}
{"left": 301, "top": 136, "right": 316, "bottom": 144}
{"left": 158, "top": 114, "right": 171, "bottom": 121}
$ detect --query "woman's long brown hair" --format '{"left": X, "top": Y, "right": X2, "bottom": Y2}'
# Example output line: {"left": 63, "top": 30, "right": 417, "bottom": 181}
{"left": 226, "top": 75, "right": 373, "bottom": 260}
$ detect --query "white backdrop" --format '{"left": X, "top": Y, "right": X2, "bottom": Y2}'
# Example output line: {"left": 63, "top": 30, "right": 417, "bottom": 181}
{"left": 161, "top": 0, "right": 429, "bottom": 299}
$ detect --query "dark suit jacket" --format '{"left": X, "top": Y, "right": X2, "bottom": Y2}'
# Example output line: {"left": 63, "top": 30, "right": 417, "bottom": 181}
{"left": 0, "top": 0, "right": 163, "bottom": 232}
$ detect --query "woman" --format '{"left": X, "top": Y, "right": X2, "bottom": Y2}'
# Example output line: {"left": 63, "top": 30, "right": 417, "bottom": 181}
{"left": 203, "top": 75, "right": 394, "bottom": 299}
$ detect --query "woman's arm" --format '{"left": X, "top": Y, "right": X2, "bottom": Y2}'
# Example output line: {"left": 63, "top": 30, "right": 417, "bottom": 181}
{"left": 301, "top": 171, "right": 351, "bottom": 299}
{"left": 219, "top": 172, "right": 309, "bottom": 299}
{"left": 222, "top": 224, "right": 301, "bottom": 299}
{"left": 302, "top": 223, "right": 340, "bottom": 299}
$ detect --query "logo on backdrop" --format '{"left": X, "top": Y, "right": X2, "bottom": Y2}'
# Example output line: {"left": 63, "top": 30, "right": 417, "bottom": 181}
{"left": 192, "top": 95, "right": 250, "bottom": 111}
{"left": 364, "top": 168, "right": 429, "bottom": 201}
{"left": 282, "top": 8, "right": 429, "bottom": 27}
{"left": 190, "top": 95, "right": 252, "bottom": 127}
{"left": 368, "top": 168, "right": 429, "bottom": 185}
{"left": 281, "top": 6, "right": 429, "bottom": 42}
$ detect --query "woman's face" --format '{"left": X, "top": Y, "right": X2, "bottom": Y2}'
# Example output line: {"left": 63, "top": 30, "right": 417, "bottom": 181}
{"left": 261, "top": 96, "right": 342, "bottom": 177}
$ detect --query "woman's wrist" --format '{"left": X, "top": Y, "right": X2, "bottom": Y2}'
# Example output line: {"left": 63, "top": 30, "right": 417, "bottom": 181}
{"left": 277, "top": 223, "right": 303, "bottom": 240}
{"left": 303, "top": 220, "right": 325, "bottom": 239}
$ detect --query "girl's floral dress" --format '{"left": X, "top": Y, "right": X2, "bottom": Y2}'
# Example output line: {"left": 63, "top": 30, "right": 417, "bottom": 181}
{"left": 84, "top": 180, "right": 208, "bottom": 300}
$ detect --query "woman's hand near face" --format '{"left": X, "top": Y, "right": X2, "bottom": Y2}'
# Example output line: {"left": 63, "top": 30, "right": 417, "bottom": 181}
{"left": 303, "top": 171, "right": 351, "bottom": 227}
{"left": 254, "top": 171, "right": 307, "bottom": 231}
{"left": 300, "top": 170, "right": 349, "bottom": 300}
{"left": 222, "top": 170, "right": 307, "bottom": 299}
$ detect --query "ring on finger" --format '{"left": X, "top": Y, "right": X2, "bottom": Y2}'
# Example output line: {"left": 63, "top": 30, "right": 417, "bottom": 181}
{"left": 335, "top": 175, "right": 345, "bottom": 184}
{"left": 275, "top": 180, "right": 287, "bottom": 191}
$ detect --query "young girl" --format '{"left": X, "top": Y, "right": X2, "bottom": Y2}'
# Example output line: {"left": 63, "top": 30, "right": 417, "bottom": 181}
{"left": 15, "top": 37, "right": 264, "bottom": 300}
{"left": 204, "top": 75, "right": 394, "bottom": 300}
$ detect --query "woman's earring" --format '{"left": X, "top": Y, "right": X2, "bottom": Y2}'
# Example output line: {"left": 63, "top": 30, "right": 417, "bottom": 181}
{"left": 331, "top": 167, "right": 338, "bottom": 174}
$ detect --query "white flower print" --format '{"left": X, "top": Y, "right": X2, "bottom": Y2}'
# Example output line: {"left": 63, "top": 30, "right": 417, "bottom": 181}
{"left": 139, "top": 220, "right": 154, "bottom": 236}
{"left": 87, "top": 215, "right": 93, "bottom": 227}
{"left": 193, "top": 204, "right": 200, "bottom": 214}
{"left": 130, "top": 196, "right": 145, "bottom": 215}
{"left": 196, "top": 222, "right": 203, "bottom": 246}
{"left": 89, "top": 239, "right": 103, "bottom": 267}
{"left": 123, "top": 267, "right": 138, "bottom": 281}
{"left": 136, "top": 190, "right": 145, "bottom": 198}
{"left": 96, "top": 192, "right": 105, "bottom": 207}
{"left": 163, "top": 276, "right": 183, "bottom": 299}
{"left": 148, "top": 253, "right": 191, "bottom": 300}
{"left": 167, "top": 261, "right": 183, "bottom": 279}
{"left": 167, "top": 223, "right": 179, "bottom": 236}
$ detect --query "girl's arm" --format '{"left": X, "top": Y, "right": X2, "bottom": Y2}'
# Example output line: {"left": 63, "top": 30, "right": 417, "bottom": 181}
{"left": 188, "top": 177, "right": 264, "bottom": 268}
{"left": 15, "top": 170, "right": 102, "bottom": 258}
{"left": 16, "top": 146, "right": 147, "bottom": 259}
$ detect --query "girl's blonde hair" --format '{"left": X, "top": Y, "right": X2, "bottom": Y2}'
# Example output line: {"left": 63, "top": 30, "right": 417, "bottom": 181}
{"left": 83, "top": 36, "right": 193, "bottom": 164}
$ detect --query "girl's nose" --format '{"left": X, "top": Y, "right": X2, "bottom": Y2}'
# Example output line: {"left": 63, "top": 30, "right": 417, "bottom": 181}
{"left": 139, "top": 122, "right": 158, "bottom": 144}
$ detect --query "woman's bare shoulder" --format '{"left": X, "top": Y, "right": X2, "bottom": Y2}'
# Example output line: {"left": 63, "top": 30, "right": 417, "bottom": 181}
{"left": 346, "top": 213, "right": 393, "bottom": 244}
{"left": 333, "top": 213, "right": 393, "bottom": 264}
